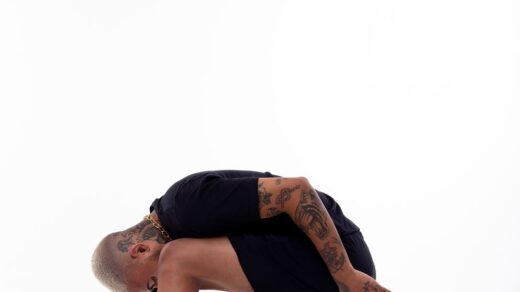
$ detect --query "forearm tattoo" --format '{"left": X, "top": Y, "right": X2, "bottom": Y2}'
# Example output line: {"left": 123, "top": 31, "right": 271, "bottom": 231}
{"left": 338, "top": 279, "right": 385, "bottom": 292}
{"left": 259, "top": 179, "right": 356, "bottom": 283}
{"left": 320, "top": 239, "right": 346, "bottom": 274}
{"left": 363, "top": 280, "right": 386, "bottom": 292}
{"left": 294, "top": 189, "right": 330, "bottom": 240}
{"left": 337, "top": 282, "right": 351, "bottom": 292}
{"left": 266, "top": 207, "right": 282, "bottom": 217}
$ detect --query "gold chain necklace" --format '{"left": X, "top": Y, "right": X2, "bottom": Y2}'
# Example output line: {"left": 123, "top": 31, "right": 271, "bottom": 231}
{"left": 144, "top": 214, "right": 173, "bottom": 242}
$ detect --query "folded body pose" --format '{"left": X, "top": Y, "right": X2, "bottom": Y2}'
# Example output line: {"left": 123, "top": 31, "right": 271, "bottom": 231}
{"left": 92, "top": 170, "right": 390, "bottom": 292}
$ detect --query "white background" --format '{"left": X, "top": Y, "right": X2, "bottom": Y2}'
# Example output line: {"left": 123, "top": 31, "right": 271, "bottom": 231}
{"left": 1, "top": 0, "right": 519, "bottom": 291}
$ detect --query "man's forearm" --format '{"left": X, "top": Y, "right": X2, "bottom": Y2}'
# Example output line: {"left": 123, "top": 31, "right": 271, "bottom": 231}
{"left": 258, "top": 177, "right": 354, "bottom": 288}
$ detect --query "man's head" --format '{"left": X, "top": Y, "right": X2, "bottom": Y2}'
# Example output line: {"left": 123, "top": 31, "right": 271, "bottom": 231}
{"left": 92, "top": 219, "right": 167, "bottom": 292}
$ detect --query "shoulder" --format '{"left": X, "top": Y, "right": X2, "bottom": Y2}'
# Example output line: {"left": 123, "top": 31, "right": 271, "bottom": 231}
{"left": 158, "top": 239, "right": 201, "bottom": 276}
{"left": 158, "top": 237, "right": 232, "bottom": 275}
{"left": 159, "top": 238, "right": 217, "bottom": 263}
{"left": 159, "top": 238, "right": 199, "bottom": 260}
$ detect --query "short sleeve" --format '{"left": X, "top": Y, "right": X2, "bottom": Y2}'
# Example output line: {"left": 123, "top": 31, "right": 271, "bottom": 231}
{"left": 171, "top": 171, "right": 269, "bottom": 237}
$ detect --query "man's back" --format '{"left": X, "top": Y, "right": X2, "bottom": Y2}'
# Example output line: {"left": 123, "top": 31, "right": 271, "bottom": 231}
{"left": 151, "top": 170, "right": 375, "bottom": 291}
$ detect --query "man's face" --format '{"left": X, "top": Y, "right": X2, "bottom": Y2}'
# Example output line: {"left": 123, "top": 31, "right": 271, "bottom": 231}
{"left": 127, "top": 241, "right": 162, "bottom": 292}
{"left": 128, "top": 270, "right": 158, "bottom": 292}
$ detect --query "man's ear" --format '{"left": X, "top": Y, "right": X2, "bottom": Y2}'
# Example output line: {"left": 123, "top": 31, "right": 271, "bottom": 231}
{"left": 129, "top": 243, "right": 150, "bottom": 259}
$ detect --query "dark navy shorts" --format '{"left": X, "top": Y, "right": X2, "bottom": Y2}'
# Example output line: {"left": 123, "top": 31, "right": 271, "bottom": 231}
{"left": 229, "top": 230, "right": 376, "bottom": 292}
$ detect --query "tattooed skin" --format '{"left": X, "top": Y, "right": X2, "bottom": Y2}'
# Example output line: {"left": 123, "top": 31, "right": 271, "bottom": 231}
{"left": 116, "top": 219, "right": 166, "bottom": 252}
{"left": 275, "top": 178, "right": 289, "bottom": 185}
{"left": 266, "top": 207, "right": 282, "bottom": 217}
{"left": 363, "top": 281, "right": 369, "bottom": 292}
{"left": 275, "top": 185, "right": 300, "bottom": 209}
{"left": 142, "top": 226, "right": 166, "bottom": 244}
{"left": 118, "top": 220, "right": 149, "bottom": 239}
{"left": 258, "top": 182, "right": 273, "bottom": 209}
{"left": 362, "top": 280, "right": 386, "bottom": 292}
{"left": 337, "top": 282, "right": 351, "bottom": 292}
{"left": 294, "top": 189, "right": 330, "bottom": 240}
{"left": 117, "top": 235, "right": 134, "bottom": 252}
{"left": 320, "top": 240, "right": 346, "bottom": 273}
{"left": 338, "top": 278, "right": 385, "bottom": 292}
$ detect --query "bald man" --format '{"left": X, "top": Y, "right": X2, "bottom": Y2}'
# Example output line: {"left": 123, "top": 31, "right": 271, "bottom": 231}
{"left": 92, "top": 170, "right": 390, "bottom": 292}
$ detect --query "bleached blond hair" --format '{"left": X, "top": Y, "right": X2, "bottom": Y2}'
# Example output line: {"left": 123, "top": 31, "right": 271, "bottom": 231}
{"left": 91, "top": 232, "right": 129, "bottom": 292}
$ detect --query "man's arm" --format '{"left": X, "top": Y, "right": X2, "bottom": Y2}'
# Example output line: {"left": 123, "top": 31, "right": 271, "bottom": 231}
{"left": 258, "top": 177, "right": 390, "bottom": 292}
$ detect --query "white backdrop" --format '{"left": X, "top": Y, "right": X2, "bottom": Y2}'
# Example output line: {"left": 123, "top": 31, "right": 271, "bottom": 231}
{"left": 1, "top": 1, "right": 519, "bottom": 291}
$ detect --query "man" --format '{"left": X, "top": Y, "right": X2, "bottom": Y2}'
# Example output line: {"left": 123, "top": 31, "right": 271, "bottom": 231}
{"left": 92, "top": 170, "right": 390, "bottom": 292}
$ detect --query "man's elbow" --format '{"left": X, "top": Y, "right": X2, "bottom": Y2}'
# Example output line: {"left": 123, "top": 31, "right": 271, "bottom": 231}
{"left": 258, "top": 176, "right": 313, "bottom": 218}
{"left": 282, "top": 176, "right": 313, "bottom": 213}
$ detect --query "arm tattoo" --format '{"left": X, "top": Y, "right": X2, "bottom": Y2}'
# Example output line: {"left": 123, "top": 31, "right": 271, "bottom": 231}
{"left": 258, "top": 182, "right": 273, "bottom": 209}
{"left": 275, "top": 185, "right": 300, "bottom": 209}
{"left": 294, "top": 189, "right": 330, "bottom": 240}
{"left": 320, "top": 239, "right": 346, "bottom": 273}
{"left": 363, "top": 280, "right": 385, "bottom": 292}
{"left": 259, "top": 180, "right": 302, "bottom": 218}
{"left": 266, "top": 207, "right": 282, "bottom": 217}
{"left": 337, "top": 282, "right": 351, "bottom": 292}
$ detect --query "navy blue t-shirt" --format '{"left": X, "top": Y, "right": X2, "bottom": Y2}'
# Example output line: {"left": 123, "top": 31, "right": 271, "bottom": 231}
{"left": 150, "top": 170, "right": 366, "bottom": 291}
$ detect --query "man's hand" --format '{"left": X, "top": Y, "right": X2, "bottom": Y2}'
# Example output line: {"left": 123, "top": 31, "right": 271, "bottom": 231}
{"left": 338, "top": 269, "right": 391, "bottom": 292}
{"left": 258, "top": 177, "right": 391, "bottom": 292}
